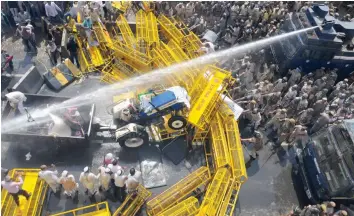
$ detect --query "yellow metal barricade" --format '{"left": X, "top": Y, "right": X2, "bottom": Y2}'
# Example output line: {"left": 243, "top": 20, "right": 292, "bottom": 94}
{"left": 136, "top": 10, "right": 149, "bottom": 54}
{"left": 210, "top": 112, "right": 231, "bottom": 169}
{"left": 113, "top": 58, "right": 140, "bottom": 77}
{"left": 150, "top": 48, "right": 179, "bottom": 86}
{"left": 116, "top": 14, "right": 136, "bottom": 47}
{"left": 146, "top": 12, "right": 159, "bottom": 48}
{"left": 107, "top": 41, "right": 152, "bottom": 72}
{"left": 142, "top": 1, "right": 154, "bottom": 12}
{"left": 112, "top": 1, "right": 131, "bottom": 14}
{"left": 93, "top": 22, "right": 112, "bottom": 44}
{"left": 182, "top": 32, "right": 203, "bottom": 59}
{"left": 100, "top": 59, "right": 130, "bottom": 84}
{"left": 112, "top": 185, "right": 151, "bottom": 216}
{"left": 88, "top": 46, "right": 105, "bottom": 67}
{"left": 169, "top": 16, "right": 190, "bottom": 36}
{"left": 198, "top": 167, "right": 231, "bottom": 216}
{"left": 157, "top": 15, "right": 184, "bottom": 45}
{"left": 75, "top": 36, "right": 90, "bottom": 72}
{"left": 166, "top": 39, "right": 189, "bottom": 62}
{"left": 50, "top": 202, "right": 110, "bottom": 216}
{"left": 217, "top": 179, "right": 241, "bottom": 216}
{"left": 157, "top": 196, "right": 199, "bottom": 216}
{"left": 146, "top": 166, "right": 210, "bottom": 216}
{"left": 1, "top": 169, "right": 48, "bottom": 216}
{"left": 223, "top": 113, "right": 248, "bottom": 182}
{"left": 188, "top": 66, "right": 232, "bottom": 130}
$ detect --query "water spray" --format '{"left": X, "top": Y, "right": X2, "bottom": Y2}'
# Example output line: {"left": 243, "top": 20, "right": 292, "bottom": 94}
{"left": 1, "top": 26, "right": 319, "bottom": 134}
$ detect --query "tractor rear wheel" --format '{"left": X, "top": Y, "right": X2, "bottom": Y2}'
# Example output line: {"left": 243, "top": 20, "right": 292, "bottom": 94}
{"left": 168, "top": 116, "right": 187, "bottom": 130}
{"left": 118, "top": 131, "right": 149, "bottom": 148}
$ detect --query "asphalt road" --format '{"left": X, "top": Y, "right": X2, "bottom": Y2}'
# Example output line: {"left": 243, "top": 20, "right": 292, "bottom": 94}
{"left": 1, "top": 25, "right": 308, "bottom": 216}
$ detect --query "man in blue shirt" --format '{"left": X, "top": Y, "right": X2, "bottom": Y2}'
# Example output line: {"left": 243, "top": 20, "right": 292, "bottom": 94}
{"left": 82, "top": 15, "right": 98, "bottom": 47}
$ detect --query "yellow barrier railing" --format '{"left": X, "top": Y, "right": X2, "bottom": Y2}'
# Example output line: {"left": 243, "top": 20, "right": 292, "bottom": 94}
{"left": 146, "top": 12, "right": 159, "bottom": 47}
{"left": 112, "top": 1, "right": 131, "bottom": 13}
{"left": 210, "top": 112, "right": 231, "bottom": 169}
{"left": 169, "top": 16, "right": 190, "bottom": 36}
{"left": 182, "top": 32, "right": 203, "bottom": 59}
{"left": 136, "top": 10, "right": 149, "bottom": 54}
{"left": 198, "top": 167, "right": 231, "bottom": 216}
{"left": 1, "top": 169, "right": 48, "bottom": 216}
{"left": 224, "top": 114, "right": 248, "bottom": 182}
{"left": 112, "top": 185, "right": 151, "bottom": 216}
{"left": 93, "top": 22, "right": 112, "bottom": 44}
{"left": 157, "top": 15, "right": 184, "bottom": 45}
{"left": 107, "top": 41, "right": 152, "bottom": 71}
{"left": 167, "top": 39, "right": 190, "bottom": 62}
{"left": 188, "top": 66, "right": 231, "bottom": 130}
{"left": 146, "top": 166, "right": 210, "bottom": 216}
{"left": 157, "top": 196, "right": 199, "bottom": 216}
{"left": 50, "top": 202, "right": 110, "bottom": 216}
{"left": 116, "top": 14, "right": 136, "bottom": 47}
{"left": 217, "top": 179, "right": 241, "bottom": 216}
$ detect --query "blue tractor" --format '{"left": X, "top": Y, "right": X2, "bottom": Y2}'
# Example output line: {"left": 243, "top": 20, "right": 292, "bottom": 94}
{"left": 110, "top": 86, "right": 190, "bottom": 148}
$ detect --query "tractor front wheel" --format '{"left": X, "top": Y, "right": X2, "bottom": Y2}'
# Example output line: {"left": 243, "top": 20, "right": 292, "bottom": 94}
{"left": 168, "top": 116, "right": 187, "bottom": 130}
{"left": 118, "top": 131, "right": 149, "bottom": 148}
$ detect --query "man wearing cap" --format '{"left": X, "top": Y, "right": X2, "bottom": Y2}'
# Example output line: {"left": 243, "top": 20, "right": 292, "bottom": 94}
{"left": 79, "top": 166, "right": 99, "bottom": 196}
{"left": 241, "top": 131, "right": 263, "bottom": 160}
{"left": 297, "top": 93, "right": 309, "bottom": 114}
{"left": 108, "top": 159, "right": 122, "bottom": 174}
{"left": 310, "top": 112, "right": 331, "bottom": 134}
{"left": 272, "top": 77, "right": 287, "bottom": 93}
{"left": 104, "top": 153, "right": 114, "bottom": 166}
{"left": 1, "top": 172, "right": 31, "bottom": 206}
{"left": 98, "top": 166, "right": 111, "bottom": 192}
{"left": 281, "top": 85, "right": 298, "bottom": 107}
{"left": 125, "top": 168, "right": 142, "bottom": 194}
{"left": 113, "top": 169, "right": 128, "bottom": 202}
{"left": 59, "top": 170, "right": 78, "bottom": 197}
{"left": 39, "top": 164, "right": 59, "bottom": 193}
{"left": 276, "top": 118, "right": 296, "bottom": 146}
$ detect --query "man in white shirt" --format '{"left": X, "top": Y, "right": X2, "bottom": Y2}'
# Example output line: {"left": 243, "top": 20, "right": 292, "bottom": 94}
{"left": 98, "top": 167, "right": 111, "bottom": 192}
{"left": 107, "top": 159, "right": 122, "bottom": 174}
{"left": 125, "top": 168, "right": 141, "bottom": 194}
{"left": 1, "top": 173, "right": 31, "bottom": 206}
{"left": 2, "top": 89, "right": 27, "bottom": 114}
{"left": 39, "top": 164, "right": 59, "bottom": 193}
{"left": 79, "top": 166, "right": 99, "bottom": 197}
{"left": 113, "top": 169, "right": 127, "bottom": 202}
{"left": 197, "top": 41, "right": 215, "bottom": 54}
{"left": 59, "top": 170, "right": 79, "bottom": 197}
{"left": 44, "top": 1, "right": 62, "bottom": 23}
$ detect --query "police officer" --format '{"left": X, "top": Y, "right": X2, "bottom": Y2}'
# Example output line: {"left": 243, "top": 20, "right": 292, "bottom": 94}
{"left": 310, "top": 112, "right": 331, "bottom": 134}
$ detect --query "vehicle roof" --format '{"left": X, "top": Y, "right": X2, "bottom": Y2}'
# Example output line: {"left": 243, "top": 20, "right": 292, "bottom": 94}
{"left": 344, "top": 119, "right": 354, "bottom": 143}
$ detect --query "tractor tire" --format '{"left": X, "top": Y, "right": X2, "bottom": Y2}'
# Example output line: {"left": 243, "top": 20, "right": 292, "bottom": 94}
{"left": 168, "top": 116, "right": 187, "bottom": 130}
{"left": 118, "top": 131, "right": 149, "bottom": 148}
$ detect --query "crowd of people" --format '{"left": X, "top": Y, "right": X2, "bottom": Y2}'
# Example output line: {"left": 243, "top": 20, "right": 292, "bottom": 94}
{"left": 225, "top": 51, "right": 354, "bottom": 159}
{"left": 1, "top": 153, "right": 141, "bottom": 207}
{"left": 1, "top": 1, "right": 354, "bottom": 215}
